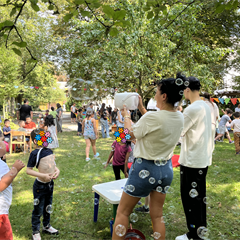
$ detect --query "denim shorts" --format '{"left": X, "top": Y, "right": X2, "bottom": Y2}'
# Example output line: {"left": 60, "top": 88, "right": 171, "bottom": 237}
{"left": 124, "top": 158, "right": 173, "bottom": 198}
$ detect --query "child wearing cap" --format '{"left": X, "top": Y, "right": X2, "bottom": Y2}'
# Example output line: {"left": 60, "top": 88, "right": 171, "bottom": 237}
{"left": 26, "top": 129, "right": 60, "bottom": 240}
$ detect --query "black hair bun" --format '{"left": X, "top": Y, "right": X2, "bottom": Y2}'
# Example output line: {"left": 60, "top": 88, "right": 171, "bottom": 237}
{"left": 176, "top": 72, "right": 187, "bottom": 81}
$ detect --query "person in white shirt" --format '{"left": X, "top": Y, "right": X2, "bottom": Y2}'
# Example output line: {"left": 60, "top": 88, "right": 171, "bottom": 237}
{"left": 71, "top": 103, "right": 77, "bottom": 123}
{"left": 176, "top": 77, "right": 213, "bottom": 240}
{"left": 112, "top": 73, "right": 186, "bottom": 240}
{"left": 0, "top": 141, "right": 25, "bottom": 240}
{"left": 235, "top": 104, "right": 240, "bottom": 112}
{"left": 231, "top": 112, "right": 240, "bottom": 154}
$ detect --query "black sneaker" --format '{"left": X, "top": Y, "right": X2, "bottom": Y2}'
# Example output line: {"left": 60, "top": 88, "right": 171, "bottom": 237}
{"left": 135, "top": 206, "right": 149, "bottom": 213}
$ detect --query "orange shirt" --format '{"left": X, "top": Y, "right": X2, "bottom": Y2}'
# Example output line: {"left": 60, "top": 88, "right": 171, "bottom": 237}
{"left": 24, "top": 121, "right": 36, "bottom": 129}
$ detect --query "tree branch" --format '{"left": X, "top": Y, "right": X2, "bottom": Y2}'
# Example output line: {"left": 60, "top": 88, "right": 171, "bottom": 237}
{"left": 153, "top": 0, "right": 196, "bottom": 34}
{"left": 5, "top": 0, "right": 27, "bottom": 48}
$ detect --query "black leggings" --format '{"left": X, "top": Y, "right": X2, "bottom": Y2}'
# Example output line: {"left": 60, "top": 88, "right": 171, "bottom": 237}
{"left": 112, "top": 165, "right": 125, "bottom": 180}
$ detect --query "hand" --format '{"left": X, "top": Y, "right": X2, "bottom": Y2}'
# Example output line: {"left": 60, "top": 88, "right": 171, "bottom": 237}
{"left": 104, "top": 163, "right": 108, "bottom": 169}
{"left": 12, "top": 160, "right": 25, "bottom": 172}
{"left": 43, "top": 173, "right": 52, "bottom": 182}
{"left": 96, "top": 135, "right": 98, "bottom": 140}
{"left": 138, "top": 95, "right": 144, "bottom": 110}
{"left": 121, "top": 105, "right": 128, "bottom": 117}
{"left": 52, "top": 169, "right": 60, "bottom": 179}
{"left": 124, "top": 172, "right": 129, "bottom": 178}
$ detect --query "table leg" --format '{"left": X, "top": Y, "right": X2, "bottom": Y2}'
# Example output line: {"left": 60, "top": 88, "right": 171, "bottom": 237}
{"left": 113, "top": 204, "right": 118, "bottom": 223}
{"left": 93, "top": 192, "right": 100, "bottom": 222}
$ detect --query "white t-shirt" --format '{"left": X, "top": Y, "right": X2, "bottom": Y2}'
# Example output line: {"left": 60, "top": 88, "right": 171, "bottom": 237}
{"left": 204, "top": 101, "right": 219, "bottom": 125}
{"left": 71, "top": 105, "right": 76, "bottom": 113}
{"left": 133, "top": 110, "right": 184, "bottom": 161}
{"left": 0, "top": 160, "right": 12, "bottom": 215}
{"left": 235, "top": 107, "right": 240, "bottom": 112}
{"left": 231, "top": 119, "right": 240, "bottom": 133}
{"left": 179, "top": 100, "right": 213, "bottom": 168}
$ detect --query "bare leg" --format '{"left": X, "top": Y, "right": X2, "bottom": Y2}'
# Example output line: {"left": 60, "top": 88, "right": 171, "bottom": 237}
{"left": 145, "top": 195, "right": 150, "bottom": 208}
{"left": 90, "top": 139, "right": 97, "bottom": 155}
{"left": 85, "top": 139, "right": 91, "bottom": 158}
{"left": 226, "top": 131, "right": 231, "bottom": 141}
{"left": 215, "top": 134, "right": 223, "bottom": 141}
{"left": 112, "top": 192, "right": 140, "bottom": 240}
{"left": 149, "top": 191, "right": 166, "bottom": 240}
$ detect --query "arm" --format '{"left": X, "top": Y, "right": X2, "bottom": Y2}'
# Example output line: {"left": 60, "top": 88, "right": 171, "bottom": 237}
{"left": 0, "top": 160, "right": 25, "bottom": 192}
{"left": 138, "top": 96, "right": 147, "bottom": 116}
{"left": 92, "top": 119, "right": 98, "bottom": 138}
{"left": 82, "top": 120, "right": 85, "bottom": 135}
{"left": 221, "top": 109, "right": 226, "bottom": 115}
{"left": 52, "top": 166, "right": 60, "bottom": 179}
{"left": 121, "top": 106, "right": 136, "bottom": 140}
{"left": 30, "top": 111, "right": 33, "bottom": 119}
{"left": 104, "top": 151, "right": 114, "bottom": 169}
{"left": 124, "top": 151, "right": 130, "bottom": 178}
{"left": 26, "top": 168, "right": 52, "bottom": 182}
{"left": 58, "top": 110, "right": 62, "bottom": 118}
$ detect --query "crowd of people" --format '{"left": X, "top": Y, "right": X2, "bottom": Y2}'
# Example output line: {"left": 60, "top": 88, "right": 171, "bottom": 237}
{"left": 1, "top": 76, "right": 240, "bottom": 240}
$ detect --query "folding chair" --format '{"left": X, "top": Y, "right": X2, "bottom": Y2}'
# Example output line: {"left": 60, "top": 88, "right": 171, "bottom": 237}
{"left": 9, "top": 130, "right": 26, "bottom": 154}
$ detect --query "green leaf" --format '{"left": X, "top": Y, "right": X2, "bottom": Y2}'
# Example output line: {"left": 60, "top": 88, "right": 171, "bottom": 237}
{"left": 102, "top": 5, "right": 115, "bottom": 18}
{"left": 10, "top": 8, "right": 16, "bottom": 17}
{"left": 12, "top": 48, "right": 22, "bottom": 57}
{"left": 92, "top": 2, "right": 101, "bottom": 8}
{"left": 109, "top": 27, "right": 118, "bottom": 37}
{"left": 233, "top": 0, "right": 239, "bottom": 9}
{"left": 3, "top": 20, "right": 14, "bottom": 27}
{"left": 27, "top": 58, "right": 38, "bottom": 63}
{"left": 215, "top": 4, "right": 225, "bottom": 13}
{"left": 113, "top": 10, "right": 126, "bottom": 21}
{"left": 48, "top": 5, "right": 54, "bottom": 10}
{"left": 72, "top": 9, "right": 79, "bottom": 16}
{"left": 147, "top": 11, "right": 154, "bottom": 19}
{"left": 12, "top": 41, "right": 27, "bottom": 48}
{"left": 120, "top": 20, "right": 131, "bottom": 27}
{"left": 143, "top": 5, "right": 150, "bottom": 11}
{"left": 64, "top": 13, "right": 73, "bottom": 22}
{"left": 80, "top": 10, "right": 90, "bottom": 17}
{"left": 75, "top": 0, "right": 85, "bottom": 4}
{"left": 31, "top": 3, "right": 40, "bottom": 12}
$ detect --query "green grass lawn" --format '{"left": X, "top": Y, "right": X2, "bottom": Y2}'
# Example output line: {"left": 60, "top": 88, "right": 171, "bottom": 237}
{"left": 6, "top": 131, "right": 240, "bottom": 240}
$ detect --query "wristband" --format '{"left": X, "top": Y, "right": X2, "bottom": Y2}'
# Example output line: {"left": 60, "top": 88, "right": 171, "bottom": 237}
{"left": 124, "top": 116, "right": 131, "bottom": 119}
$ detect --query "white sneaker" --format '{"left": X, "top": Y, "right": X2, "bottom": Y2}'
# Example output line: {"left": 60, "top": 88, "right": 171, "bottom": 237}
{"left": 175, "top": 234, "right": 189, "bottom": 240}
{"left": 42, "top": 225, "right": 59, "bottom": 235}
{"left": 86, "top": 158, "right": 90, "bottom": 162}
{"left": 32, "top": 232, "right": 41, "bottom": 240}
{"left": 94, "top": 152, "right": 100, "bottom": 158}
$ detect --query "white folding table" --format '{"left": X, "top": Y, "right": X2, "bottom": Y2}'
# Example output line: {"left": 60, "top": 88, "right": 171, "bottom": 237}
{"left": 92, "top": 178, "right": 127, "bottom": 223}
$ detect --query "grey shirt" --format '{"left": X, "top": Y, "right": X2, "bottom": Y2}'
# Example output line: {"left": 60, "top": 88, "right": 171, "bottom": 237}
{"left": 219, "top": 115, "right": 230, "bottom": 127}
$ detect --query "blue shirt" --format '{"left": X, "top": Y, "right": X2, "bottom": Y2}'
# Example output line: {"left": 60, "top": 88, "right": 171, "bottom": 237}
{"left": 3, "top": 126, "right": 11, "bottom": 138}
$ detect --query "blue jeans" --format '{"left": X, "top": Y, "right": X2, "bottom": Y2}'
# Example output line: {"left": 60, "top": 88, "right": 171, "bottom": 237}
{"left": 32, "top": 179, "right": 54, "bottom": 233}
{"left": 100, "top": 118, "right": 109, "bottom": 138}
{"left": 77, "top": 122, "right": 82, "bottom": 132}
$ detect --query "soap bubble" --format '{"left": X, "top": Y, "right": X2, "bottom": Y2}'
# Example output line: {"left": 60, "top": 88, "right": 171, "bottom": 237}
{"left": 164, "top": 186, "right": 172, "bottom": 193}
{"left": 115, "top": 224, "right": 126, "bottom": 237}
{"left": 154, "top": 160, "right": 161, "bottom": 166}
{"left": 199, "top": 170, "right": 203, "bottom": 175}
{"left": 139, "top": 170, "right": 150, "bottom": 179}
{"left": 126, "top": 185, "right": 135, "bottom": 192}
{"left": 153, "top": 232, "right": 161, "bottom": 239}
{"left": 175, "top": 78, "right": 183, "bottom": 86}
{"left": 16, "top": 103, "right": 21, "bottom": 110}
{"left": 46, "top": 205, "right": 53, "bottom": 214}
{"left": 161, "top": 160, "right": 168, "bottom": 166}
{"left": 94, "top": 198, "right": 99, "bottom": 205}
{"left": 179, "top": 90, "right": 184, "bottom": 95}
{"left": 180, "top": 171, "right": 183, "bottom": 174}
{"left": 189, "top": 189, "right": 198, "bottom": 198}
{"left": 136, "top": 158, "right": 142, "bottom": 164}
{"left": 191, "top": 182, "right": 197, "bottom": 188}
{"left": 130, "top": 213, "right": 138, "bottom": 223}
{"left": 10, "top": 167, "right": 17, "bottom": 177}
{"left": 203, "top": 197, "right": 208, "bottom": 204}
{"left": 158, "top": 180, "right": 162, "bottom": 184}
{"left": 156, "top": 186, "right": 163, "bottom": 193}
{"left": 197, "top": 226, "right": 209, "bottom": 239}
{"left": 149, "top": 177, "right": 156, "bottom": 184}
{"left": 34, "top": 199, "right": 39, "bottom": 205}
